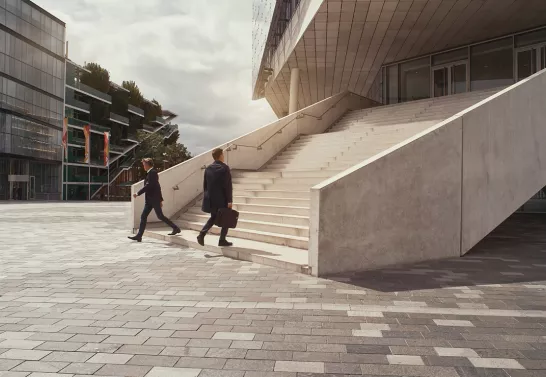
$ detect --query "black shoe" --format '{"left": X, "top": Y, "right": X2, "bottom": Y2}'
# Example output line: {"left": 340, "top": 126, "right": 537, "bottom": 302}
{"left": 128, "top": 236, "right": 142, "bottom": 242}
{"left": 218, "top": 240, "right": 233, "bottom": 247}
{"left": 168, "top": 228, "right": 181, "bottom": 236}
{"left": 197, "top": 233, "right": 205, "bottom": 246}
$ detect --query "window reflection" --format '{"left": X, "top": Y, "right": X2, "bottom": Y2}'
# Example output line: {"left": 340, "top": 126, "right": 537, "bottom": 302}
{"left": 399, "top": 58, "right": 430, "bottom": 102}
{"left": 470, "top": 38, "right": 514, "bottom": 91}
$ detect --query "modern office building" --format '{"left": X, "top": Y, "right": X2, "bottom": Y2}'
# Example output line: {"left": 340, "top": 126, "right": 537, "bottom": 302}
{"left": 63, "top": 59, "right": 178, "bottom": 201}
{"left": 0, "top": 0, "right": 178, "bottom": 201}
{"left": 0, "top": 0, "right": 65, "bottom": 200}
{"left": 145, "top": 0, "right": 546, "bottom": 276}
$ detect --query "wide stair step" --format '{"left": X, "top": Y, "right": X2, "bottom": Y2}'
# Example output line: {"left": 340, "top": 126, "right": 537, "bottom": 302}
{"left": 172, "top": 88, "right": 500, "bottom": 259}
{"left": 176, "top": 220, "right": 308, "bottom": 249}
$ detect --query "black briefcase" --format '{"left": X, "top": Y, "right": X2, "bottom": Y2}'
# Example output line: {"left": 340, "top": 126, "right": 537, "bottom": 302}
{"left": 214, "top": 208, "right": 239, "bottom": 229}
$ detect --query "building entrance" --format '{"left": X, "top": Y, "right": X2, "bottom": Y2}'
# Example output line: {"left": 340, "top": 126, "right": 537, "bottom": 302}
{"left": 432, "top": 61, "right": 468, "bottom": 97}
{"left": 516, "top": 45, "right": 546, "bottom": 81}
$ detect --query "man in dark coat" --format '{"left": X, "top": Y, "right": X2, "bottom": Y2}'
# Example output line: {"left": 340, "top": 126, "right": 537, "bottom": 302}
{"left": 129, "top": 158, "right": 181, "bottom": 242}
{"left": 197, "top": 148, "right": 233, "bottom": 247}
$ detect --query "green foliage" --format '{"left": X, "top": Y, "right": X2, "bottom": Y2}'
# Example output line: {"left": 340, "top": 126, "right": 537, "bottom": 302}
{"left": 122, "top": 81, "right": 144, "bottom": 107}
{"left": 143, "top": 99, "right": 163, "bottom": 123}
{"left": 81, "top": 63, "right": 110, "bottom": 92}
{"left": 134, "top": 131, "right": 191, "bottom": 180}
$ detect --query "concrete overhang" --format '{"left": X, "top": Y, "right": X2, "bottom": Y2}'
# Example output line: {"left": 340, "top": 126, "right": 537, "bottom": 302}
{"left": 261, "top": 0, "right": 546, "bottom": 116}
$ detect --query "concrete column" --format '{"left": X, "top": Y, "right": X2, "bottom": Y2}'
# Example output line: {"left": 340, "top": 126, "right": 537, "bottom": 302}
{"left": 289, "top": 68, "right": 300, "bottom": 114}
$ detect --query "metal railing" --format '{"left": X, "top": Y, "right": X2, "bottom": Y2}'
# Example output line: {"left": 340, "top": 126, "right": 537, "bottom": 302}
{"left": 128, "top": 104, "right": 145, "bottom": 117}
{"left": 67, "top": 117, "right": 111, "bottom": 133}
{"left": 110, "top": 112, "right": 129, "bottom": 126}
{"left": 226, "top": 92, "right": 352, "bottom": 152}
{"left": 172, "top": 165, "right": 207, "bottom": 191}
{"left": 68, "top": 81, "right": 112, "bottom": 103}
{"left": 66, "top": 97, "right": 90, "bottom": 112}
{"left": 152, "top": 116, "right": 165, "bottom": 125}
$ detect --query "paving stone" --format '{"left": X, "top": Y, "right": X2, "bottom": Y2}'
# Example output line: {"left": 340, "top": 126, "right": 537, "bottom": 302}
{"left": 127, "top": 354, "right": 179, "bottom": 367}
{"left": 160, "top": 347, "right": 208, "bottom": 357}
{"left": 435, "top": 347, "right": 480, "bottom": 358}
{"left": 0, "top": 350, "right": 51, "bottom": 361}
{"left": 197, "top": 370, "right": 244, "bottom": 377}
{"left": 146, "top": 367, "right": 201, "bottom": 377}
{"left": 274, "top": 361, "right": 324, "bottom": 373}
{"left": 175, "top": 357, "right": 226, "bottom": 369}
{"left": 59, "top": 362, "right": 102, "bottom": 375}
{"left": 223, "top": 359, "right": 274, "bottom": 371}
{"left": 12, "top": 361, "right": 68, "bottom": 373}
{"left": 87, "top": 353, "right": 133, "bottom": 364}
{"left": 94, "top": 363, "right": 151, "bottom": 376}
{"left": 468, "top": 357, "right": 525, "bottom": 369}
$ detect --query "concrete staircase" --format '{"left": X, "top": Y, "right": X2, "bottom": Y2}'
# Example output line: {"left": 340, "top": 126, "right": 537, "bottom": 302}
{"left": 175, "top": 89, "right": 500, "bottom": 250}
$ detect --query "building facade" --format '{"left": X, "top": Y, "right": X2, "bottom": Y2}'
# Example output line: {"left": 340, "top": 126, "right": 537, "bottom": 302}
{"left": 63, "top": 60, "right": 178, "bottom": 201}
{"left": 253, "top": 0, "right": 546, "bottom": 117}
{"left": 0, "top": 0, "right": 65, "bottom": 200}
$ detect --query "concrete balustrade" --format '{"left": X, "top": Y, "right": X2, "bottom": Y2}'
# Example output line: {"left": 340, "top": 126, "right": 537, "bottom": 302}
{"left": 310, "top": 70, "right": 546, "bottom": 276}
{"left": 130, "top": 91, "right": 376, "bottom": 230}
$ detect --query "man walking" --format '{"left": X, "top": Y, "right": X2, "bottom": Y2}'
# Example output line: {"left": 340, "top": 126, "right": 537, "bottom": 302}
{"left": 129, "top": 158, "right": 181, "bottom": 242}
{"left": 197, "top": 148, "right": 233, "bottom": 247}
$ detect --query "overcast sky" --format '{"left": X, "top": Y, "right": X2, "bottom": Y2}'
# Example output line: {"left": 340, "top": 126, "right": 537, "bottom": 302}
{"left": 33, "top": 0, "right": 277, "bottom": 156}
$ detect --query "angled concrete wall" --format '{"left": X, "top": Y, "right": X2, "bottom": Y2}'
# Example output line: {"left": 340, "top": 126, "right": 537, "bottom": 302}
{"left": 130, "top": 91, "right": 377, "bottom": 230}
{"left": 310, "top": 69, "right": 546, "bottom": 277}
{"left": 461, "top": 70, "right": 546, "bottom": 252}
{"left": 309, "top": 119, "right": 463, "bottom": 276}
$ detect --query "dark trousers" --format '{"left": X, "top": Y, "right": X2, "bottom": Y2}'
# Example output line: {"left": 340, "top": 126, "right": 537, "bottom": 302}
{"left": 201, "top": 208, "right": 228, "bottom": 241}
{"left": 137, "top": 202, "right": 178, "bottom": 237}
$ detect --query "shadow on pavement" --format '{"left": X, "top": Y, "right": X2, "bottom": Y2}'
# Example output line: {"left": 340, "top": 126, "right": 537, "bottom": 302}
{"left": 330, "top": 213, "right": 546, "bottom": 293}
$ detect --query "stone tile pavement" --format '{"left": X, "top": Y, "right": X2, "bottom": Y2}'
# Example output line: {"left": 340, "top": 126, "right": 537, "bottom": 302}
{"left": 0, "top": 202, "right": 545, "bottom": 376}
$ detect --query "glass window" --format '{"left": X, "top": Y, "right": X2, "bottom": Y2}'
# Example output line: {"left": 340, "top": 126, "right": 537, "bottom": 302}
{"left": 386, "top": 65, "right": 399, "bottom": 104}
{"left": 470, "top": 37, "right": 514, "bottom": 91}
{"left": 432, "top": 48, "right": 468, "bottom": 66}
{"left": 516, "top": 28, "right": 546, "bottom": 48}
{"left": 400, "top": 57, "right": 430, "bottom": 102}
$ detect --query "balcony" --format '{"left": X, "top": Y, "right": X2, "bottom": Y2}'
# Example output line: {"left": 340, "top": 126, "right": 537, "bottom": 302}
{"left": 66, "top": 81, "right": 112, "bottom": 104}
{"left": 66, "top": 155, "right": 86, "bottom": 164}
{"left": 110, "top": 144, "right": 125, "bottom": 153}
{"left": 109, "top": 112, "right": 129, "bottom": 126}
{"left": 151, "top": 116, "right": 165, "bottom": 125}
{"left": 162, "top": 124, "right": 179, "bottom": 138}
{"left": 68, "top": 133, "right": 85, "bottom": 145}
{"left": 128, "top": 104, "right": 145, "bottom": 117}
{"left": 67, "top": 117, "right": 110, "bottom": 133}
{"left": 65, "top": 97, "right": 90, "bottom": 113}
{"left": 143, "top": 124, "right": 155, "bottom": 132}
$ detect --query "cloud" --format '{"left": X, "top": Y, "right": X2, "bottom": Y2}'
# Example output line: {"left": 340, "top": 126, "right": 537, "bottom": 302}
{"left": 33, "top": 0, "right": 277, "bottom": 155}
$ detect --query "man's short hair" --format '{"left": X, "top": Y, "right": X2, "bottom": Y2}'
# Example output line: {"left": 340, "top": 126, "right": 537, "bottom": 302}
{"left": 212, "top": 148, "right": 223, "bottom": 161}
{"left": 142, "top": 158, "right": 154, "bottom": 167}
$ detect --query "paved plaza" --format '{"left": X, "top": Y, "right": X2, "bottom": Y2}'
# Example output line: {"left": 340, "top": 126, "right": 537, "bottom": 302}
{"left": 0, "top": 203, "right": 545, "bottom": 376}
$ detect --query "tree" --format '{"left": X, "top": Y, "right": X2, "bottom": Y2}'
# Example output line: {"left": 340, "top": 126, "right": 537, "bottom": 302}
{"left": 122, "top": 81, "right": 144, "bottom": 107}
{"left": 134, "top": 131, "right": 191, "bottom": 180}
{"left": 81, "top": 63, "right": 110, "bottom": 93}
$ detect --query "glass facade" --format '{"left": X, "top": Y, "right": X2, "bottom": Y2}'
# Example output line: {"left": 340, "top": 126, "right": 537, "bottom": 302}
{"left": 0, "top": 0, "right": 65, "bottom": 200}
{"left": 252, "top": 0, "right": 276, "bottom": 95}
{"left": 383, "top": 27, "right": 546, "bottom": 105}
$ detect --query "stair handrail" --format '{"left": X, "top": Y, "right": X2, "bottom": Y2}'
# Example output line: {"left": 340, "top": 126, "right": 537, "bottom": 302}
{"left": 225, "top": 92, "right": 353, "bottom": 152}
{"left": 172, "top": 165, "right": 207, "bottom": 191}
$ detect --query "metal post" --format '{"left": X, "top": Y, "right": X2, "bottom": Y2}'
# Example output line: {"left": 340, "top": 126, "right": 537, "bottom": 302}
{"left": 107, "top": 166, "right": 110, "bottom": 201}
{"left": 88, "top": 165, "right": 90, "bottom": 201}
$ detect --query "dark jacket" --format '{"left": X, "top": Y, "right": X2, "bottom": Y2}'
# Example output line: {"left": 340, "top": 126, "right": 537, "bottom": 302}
{"left": 201, "top": 160, "right": 233, "bottom": 213}
{"left": 137, "top": 168, "right": 164, "bottom": 204}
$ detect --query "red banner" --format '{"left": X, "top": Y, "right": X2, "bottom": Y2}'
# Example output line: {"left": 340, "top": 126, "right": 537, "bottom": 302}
{"left": 83, "top": 125, "right": 91, "bottom": 164}
{"left": 62, "top": 117, "right": 68, "bottom": 157}
{"left": 104, "top": 132, "right": 110, "bottom": 167}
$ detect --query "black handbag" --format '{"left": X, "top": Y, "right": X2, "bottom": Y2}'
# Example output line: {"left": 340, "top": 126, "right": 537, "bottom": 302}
{"left": 214, "top": 208, "right": 239, "bottom": 229}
